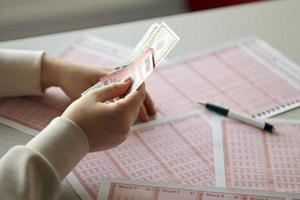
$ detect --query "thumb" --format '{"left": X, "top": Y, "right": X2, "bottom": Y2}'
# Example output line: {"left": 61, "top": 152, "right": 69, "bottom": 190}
{"left": 115, "top": 83, "right": 146, "bottom": 112}
{"left": 93, "top": 77, "right": 132, "bottom": 102}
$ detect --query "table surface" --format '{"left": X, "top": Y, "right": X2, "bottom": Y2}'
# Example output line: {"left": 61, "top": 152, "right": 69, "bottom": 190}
{"left": 0, "top": 0, "right": 299, "bottom": 199}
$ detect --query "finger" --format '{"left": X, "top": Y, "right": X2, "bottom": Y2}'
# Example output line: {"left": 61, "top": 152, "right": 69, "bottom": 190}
{"left": 143, "top": 92, "right": 156, "bottom": 116}
{"left": 93, "top": 78, "right": 132, "bottom": 102}
{"left": 88, "top": 68, "right": 111, "bottom": 85}
{"left": 115, "top": 83, "right": 146, "bottom": 112}
{"left": 133, "top": 108, "right": 140, "bottom": 121}
{"left": 138, "top": 105, "right": 149, "bottom": 122}
{"left": 100, "top": 68, "right": 112, "bottom": 74}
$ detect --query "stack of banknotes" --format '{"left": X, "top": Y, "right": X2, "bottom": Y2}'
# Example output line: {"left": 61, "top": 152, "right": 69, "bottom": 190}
{"left": 82, "top": 22, "right": 180, "bottom": 95}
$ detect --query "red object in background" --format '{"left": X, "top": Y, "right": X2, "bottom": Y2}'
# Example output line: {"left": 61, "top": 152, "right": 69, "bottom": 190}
{"left": 187, "top": 0, "right": 264, "bottom": 11}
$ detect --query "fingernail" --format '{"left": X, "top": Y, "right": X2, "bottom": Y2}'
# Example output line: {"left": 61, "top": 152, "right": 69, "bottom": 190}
{"left": 123, "top": 76, "right": 132, "bottom": 83}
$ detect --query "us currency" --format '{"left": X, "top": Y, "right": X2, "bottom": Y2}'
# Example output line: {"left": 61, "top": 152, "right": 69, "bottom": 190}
{"left": 125, "top": 22, "right": 179, "bottom": 66}
{"left": 81, "top": 22, "right": 179, "bottom": 96}
{"left": 82, "top": 49, "right": 155, "bottom": 95}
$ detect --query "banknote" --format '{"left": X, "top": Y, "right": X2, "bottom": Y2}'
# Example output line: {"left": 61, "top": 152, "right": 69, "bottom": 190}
{"left": 81, "top": 22, "right": 179, "bottom": 96}
{"left": 82, "top": 49, "right": 154, "bottom": 95}
{"left": 125, "top": 22, "right": 179, "bottom": 66}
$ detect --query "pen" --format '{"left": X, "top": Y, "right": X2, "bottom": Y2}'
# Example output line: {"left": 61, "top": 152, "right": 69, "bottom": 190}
{"left": 198, "top": 101, "right": 275, "bottom": 133}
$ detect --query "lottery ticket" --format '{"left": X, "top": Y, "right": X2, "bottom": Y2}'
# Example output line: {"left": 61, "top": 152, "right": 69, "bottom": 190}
{"left": 68, "top": 112, "right": 216, "bottom": 200}
{"left": 144, "top": 38, "right": 300, "bottom": 118}
{"left": 98, "top": 178, "right": 300, "bottom": 200}
{"left": 83, "top": 49, "right": 154, "bottom": 95}
{"left": 1, "top": 36, "right": 300, "bottom": 200}
{"left": 221, "top": 119, "right": 300, "bottom": 193}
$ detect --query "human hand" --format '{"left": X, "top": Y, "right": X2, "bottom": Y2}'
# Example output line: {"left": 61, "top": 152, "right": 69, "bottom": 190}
{"left": 41, "top": 54, "right": 110, "bottom": 99}
{"left": 62, "top": 78, "right": 146, "bottom": 152}
{"left": 41, "top": 54, "right": 156, "bottom": 121}
{"left": 136, "top": 92, "right": 156, "bottom": 122}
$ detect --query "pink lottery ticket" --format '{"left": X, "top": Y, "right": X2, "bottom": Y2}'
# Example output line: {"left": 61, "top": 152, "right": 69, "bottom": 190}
{"left": 70, "top": 113, "right": 215, "bottom": 199}
{"left": 145, "top": 41, "right": 300, "bottom": 118}
{"left": 0, "top": 37, "right": 300, "bottom": 199}
{"left": 98, "top": 178, "right": 300, "bottom": 200}
{"left": 1, "top": 37, "right": 300, "bottom": 134}
{"left": 94, "top": 49, "right": 154, "bottom": 93}
{"left": 222, "top": 120, "right": 300, "bottom": 193}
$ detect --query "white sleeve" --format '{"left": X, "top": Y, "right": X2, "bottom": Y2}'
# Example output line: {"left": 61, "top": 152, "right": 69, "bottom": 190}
{"left": 0, "top": 117, "right": 89, "bottom": 200}
{"left": 0, "top": 49, "right": 44, "bottom": 97}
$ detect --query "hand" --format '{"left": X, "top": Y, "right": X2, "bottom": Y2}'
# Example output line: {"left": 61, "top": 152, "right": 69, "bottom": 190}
{"left": 62, "top": 78, "right": 146, "bottom": 152}
{"left": 137, "top": 91, "right": 156, "bottom": 122}
{"left": 41, "top": 54, "right": 156, "bottom": 121}
{"left": 41, "top": 54, "right": 109, "bottom": 99}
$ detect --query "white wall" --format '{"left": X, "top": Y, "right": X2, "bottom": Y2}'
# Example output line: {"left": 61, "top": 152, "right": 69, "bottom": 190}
{"left": 0, "top": 0, "right": 187, "bottom": 41}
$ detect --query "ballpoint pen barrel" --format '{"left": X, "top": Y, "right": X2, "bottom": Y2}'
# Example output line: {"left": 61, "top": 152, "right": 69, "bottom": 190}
{"left": 228, "top": 111, "right": 265, "bottom": 129}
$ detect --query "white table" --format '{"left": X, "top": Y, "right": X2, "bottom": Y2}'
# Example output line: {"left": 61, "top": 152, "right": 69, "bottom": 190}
{"left": 0, "top": 0, "right": 299, "bottom": 199}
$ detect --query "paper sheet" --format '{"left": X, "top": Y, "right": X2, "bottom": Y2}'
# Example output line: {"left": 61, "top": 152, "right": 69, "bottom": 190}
{"left": 0, "top": 36, "right": 300, "bottom": 199}
{"left": 145, "top": 38, "right": 300, "bottom": 118}
{"left": 1, "top": 37, "right": 300, "bottom": 134}
{"left": 98, "top": 178, "right": 300, "bottom": 200}
{"left": 221, "top": 119, "right": 300, "bottom": 193}
{"left": 70, "top": 112, "right": 215, "bottom": 199}
{"left": 65, "top": 37, "right": 300, "bottom": 199}
{"left": 69, "top": 115, "right": 300, "bottom": 199}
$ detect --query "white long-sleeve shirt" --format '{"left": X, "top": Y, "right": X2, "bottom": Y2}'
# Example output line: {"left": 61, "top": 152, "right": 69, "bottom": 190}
{"left": 0, "top": 49, "right": 89, "bottom": 200}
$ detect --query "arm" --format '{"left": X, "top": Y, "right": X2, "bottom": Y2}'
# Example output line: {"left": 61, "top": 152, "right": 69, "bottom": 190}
{"left": 0, "top": 117, "right": 87, "bottom": 200}
{"left": 0, "top": 49, "right": 151, "bottom": 199}
{"left": 0, "top": 79, "right": 145, "bottom": 199}
{"left": 0, "top": 49, "right": 156, "bottom": 119}
{"left": 0, "top": 49, "right": 44, "bottom": 97}
{"left": 0, "top": 49, "right": 108, "bottom": 98}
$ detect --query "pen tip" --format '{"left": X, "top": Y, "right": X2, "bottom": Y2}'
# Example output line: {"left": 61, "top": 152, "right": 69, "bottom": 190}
{"left": 197, "top": 100, "right": 206, "bottom": 105}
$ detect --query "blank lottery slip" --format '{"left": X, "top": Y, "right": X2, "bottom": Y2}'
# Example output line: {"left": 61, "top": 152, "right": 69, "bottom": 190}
{"left": 0, "top": 36, "right": 300, "bottom": 199}
{"left": 0, "top": 36, "right": 300, "bottom": 135}
{"left": 97, "top": 178, "right": 300, "bottom": 200}
{"left": 221, "top": 118, "right": 300, "bottom": 193}
{"left": 68, "top": 112, "right": 300, "bottom": 199}
{"left": 68, "top": 112, "right": 217, "bottom": 199}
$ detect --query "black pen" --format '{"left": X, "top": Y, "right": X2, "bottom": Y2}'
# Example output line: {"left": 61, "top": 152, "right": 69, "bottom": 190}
{"left": 198, "top": 101, "right": 275, "bottom": 133}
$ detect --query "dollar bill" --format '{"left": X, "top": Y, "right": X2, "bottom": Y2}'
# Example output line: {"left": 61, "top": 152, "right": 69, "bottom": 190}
{"left": 82, "top": 49, "right": 154, "bottom": 95}
{"left": 126, "top": 22, "right": 179, "bottom": 66}
{"left": 81, "top": 22, "right": 179, "bottom": 96}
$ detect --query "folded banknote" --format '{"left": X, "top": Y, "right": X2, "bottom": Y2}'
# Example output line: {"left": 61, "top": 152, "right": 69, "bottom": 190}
{"left": 82, "top": 22, "right": 179, "bottom": 96}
